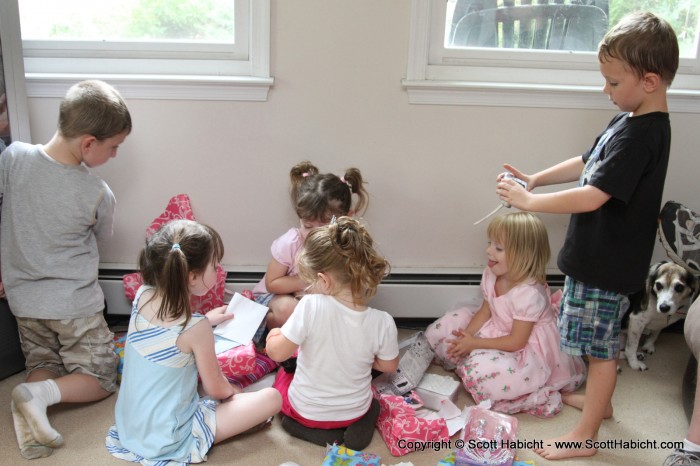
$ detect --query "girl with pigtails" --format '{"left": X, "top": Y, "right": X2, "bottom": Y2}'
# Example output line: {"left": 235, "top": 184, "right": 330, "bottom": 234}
{"left": 106, "top": 220, "right": 281, "bottom": 465}
{"left": 252, "top": 161, "right": 369, "bottom": 335}
{"left": 265, "top": 216, "right": 399, "bottom": 451}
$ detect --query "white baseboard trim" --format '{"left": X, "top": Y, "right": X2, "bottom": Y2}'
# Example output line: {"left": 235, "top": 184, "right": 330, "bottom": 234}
{"left": 100, "top": 271, "right": 564, "bottom": 319}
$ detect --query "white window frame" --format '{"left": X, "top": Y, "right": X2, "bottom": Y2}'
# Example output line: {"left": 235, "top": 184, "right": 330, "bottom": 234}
{"left": 18, "top": 0, "right": 272, "bottom": 101}
{"left": 0, "top": 1, "right": 31, "bottom": 142}
{"left": 403, "top": 0, "right": 700, "bottom": 112}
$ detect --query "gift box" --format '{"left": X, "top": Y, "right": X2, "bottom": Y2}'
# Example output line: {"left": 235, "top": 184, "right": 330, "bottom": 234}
{"left": 456, "top": 407, "right": 518, "bottom": 466}
{"left": 414, "top": 373, "right": 460, "bottom": 411}
{"left": 217, "top": 342, "right": 258, "bottom": 379}
{"left": 373, "top": 331, "right": 435, "bottom": 396}
{"left": 375, "top": 392, "right": 449, "bottom": 457}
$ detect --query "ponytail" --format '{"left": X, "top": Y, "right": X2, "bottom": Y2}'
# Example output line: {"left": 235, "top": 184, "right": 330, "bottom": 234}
{"left": 290, "top": 161, "right": 369, "bottom": 221}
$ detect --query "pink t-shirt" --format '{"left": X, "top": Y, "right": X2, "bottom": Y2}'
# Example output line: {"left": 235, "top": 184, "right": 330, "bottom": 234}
{"left": 253, "top": 227, "right": 304, "bottom": 295}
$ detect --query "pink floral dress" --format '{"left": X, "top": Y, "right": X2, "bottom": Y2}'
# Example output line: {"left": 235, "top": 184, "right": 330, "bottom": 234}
{"left": 425, "top": 268, "right": 586, "bottom": 417}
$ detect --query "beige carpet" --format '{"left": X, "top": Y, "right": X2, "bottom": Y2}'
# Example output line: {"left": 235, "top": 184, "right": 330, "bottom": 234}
{"left": 0, "top": 329, "right": 690, "bottom": 466}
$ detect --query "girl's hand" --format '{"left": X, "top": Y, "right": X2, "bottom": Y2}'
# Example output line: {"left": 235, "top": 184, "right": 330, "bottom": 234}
{"left": 446, "top": 331, "right": 480, "bottom": 360}
{"left": 205, "top": 305, "right": 233, "bottom": 327}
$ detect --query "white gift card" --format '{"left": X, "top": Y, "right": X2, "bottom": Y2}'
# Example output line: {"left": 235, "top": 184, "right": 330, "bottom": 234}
{"left": 212, "top": 292, "right": 268, "bottom": 352}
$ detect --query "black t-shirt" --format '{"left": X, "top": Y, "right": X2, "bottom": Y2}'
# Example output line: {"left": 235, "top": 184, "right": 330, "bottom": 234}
{"left": 557, "top": 112, "right": 671, "bottom": 294}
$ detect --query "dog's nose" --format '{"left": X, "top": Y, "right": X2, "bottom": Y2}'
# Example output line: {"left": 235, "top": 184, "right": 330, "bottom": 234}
{"left": 659, "top": 304, "right": 671, "bottom": 313}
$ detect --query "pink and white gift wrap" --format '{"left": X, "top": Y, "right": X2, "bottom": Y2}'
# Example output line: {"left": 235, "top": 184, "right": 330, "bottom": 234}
{"left": 217, "top": 342, "right": 257, "bottom": 379}
{"left": 375, "top": 393, "right": 449, "bottom": 457}
{"left": 122, "top": 194, "right": 226, "bottom": 315}
{"left": 119, "top": 195, "right": 278, "bottom": 388}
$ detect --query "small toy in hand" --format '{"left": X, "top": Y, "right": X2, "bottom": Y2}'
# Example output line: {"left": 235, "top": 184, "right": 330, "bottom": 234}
{"left": 499, "top": 172, "right": 527, "bottom": 208}
{"left": 474, "top": 172, "right": 528, "bottom": 225}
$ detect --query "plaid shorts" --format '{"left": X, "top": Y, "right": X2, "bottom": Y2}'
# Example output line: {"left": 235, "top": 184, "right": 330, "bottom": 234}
{"left": 558, "top": 276, "right": 629, "bottom": 360}
{"left": 16, "top": 312, "right": 119, "bottom": 392}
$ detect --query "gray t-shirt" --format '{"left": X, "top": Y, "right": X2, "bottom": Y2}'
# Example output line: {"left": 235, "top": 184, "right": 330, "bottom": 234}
{"left": 0, "top": 141, "right": 115, "bottom": 319}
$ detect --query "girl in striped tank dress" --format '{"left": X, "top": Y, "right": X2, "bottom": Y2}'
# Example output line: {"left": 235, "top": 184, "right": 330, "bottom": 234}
{"left": 106, "top": 219, "right": 281, "bottom": 465}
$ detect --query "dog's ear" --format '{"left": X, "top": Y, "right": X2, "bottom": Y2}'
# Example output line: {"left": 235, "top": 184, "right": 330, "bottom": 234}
{"left": 628, "top": 288, "right": 645, "bottom": 312}
{"left": 642, "top": 262, "right": 664, "bottom": 309}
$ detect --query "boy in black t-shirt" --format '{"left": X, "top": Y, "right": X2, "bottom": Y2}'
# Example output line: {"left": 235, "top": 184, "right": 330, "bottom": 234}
{"left": 497, "top": 12, "right": 679, "bottom": 461}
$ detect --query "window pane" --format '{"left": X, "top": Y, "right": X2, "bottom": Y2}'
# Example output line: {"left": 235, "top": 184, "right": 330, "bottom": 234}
{"left": 445, "top": 0, "right": 699, "bottom": 57}
{"left": 19, "top": 0, "right": 235, "bottom": 43}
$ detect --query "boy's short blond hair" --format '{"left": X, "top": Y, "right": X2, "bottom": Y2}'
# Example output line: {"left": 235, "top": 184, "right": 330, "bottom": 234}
{"left": 598, "top": 11, "right": 679, "bottom": 85}
{"left": 59, "top": 80, "right": 132, "bottom": 140}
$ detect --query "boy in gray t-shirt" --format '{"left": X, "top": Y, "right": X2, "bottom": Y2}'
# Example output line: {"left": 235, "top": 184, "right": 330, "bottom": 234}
{"left": 1, "top": 80, "right": 132, "bottom": 459}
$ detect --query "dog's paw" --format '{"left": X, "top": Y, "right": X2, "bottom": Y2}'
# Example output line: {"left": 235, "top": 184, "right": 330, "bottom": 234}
{"left": 616, "top": 364, "right": 622, "bottom": 374}
{"left": 641, "top": 343, "right": 656, "bottom": 354}
{"left": 636, "top": 351, "right": 646, "bottom": 361}
{"left": 627, "top": 359, "right": 648, "bottom": 371}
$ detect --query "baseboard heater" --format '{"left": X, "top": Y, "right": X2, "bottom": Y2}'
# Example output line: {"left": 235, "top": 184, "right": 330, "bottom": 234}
{"left": 99, "top": 269, "right": 565, "bottom": 319}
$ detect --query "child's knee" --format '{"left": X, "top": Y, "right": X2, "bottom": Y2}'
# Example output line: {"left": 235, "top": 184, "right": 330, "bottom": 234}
{"left": 264, "top": 387, "right": 283, "bottom": 412}
{"left": 269, "top": 297, "right": 298, "bottom": 326}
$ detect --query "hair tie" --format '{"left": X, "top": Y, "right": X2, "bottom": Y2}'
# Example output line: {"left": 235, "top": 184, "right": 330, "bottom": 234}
{"left": 340, "top": 177, "right": 352, "bottom": 189}
{"left": 171, "top": 243, "right": 181, "bottom": 251}
{"left": 302, "top": 172, "right": 310, "bottom": 177}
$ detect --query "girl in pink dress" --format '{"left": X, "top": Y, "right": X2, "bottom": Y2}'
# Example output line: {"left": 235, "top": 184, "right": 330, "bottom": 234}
{"left": 425, "top": 212, "right": 586, "bottom": 417}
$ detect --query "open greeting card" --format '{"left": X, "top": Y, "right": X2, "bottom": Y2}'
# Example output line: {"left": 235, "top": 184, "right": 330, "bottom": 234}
{"left": 213, "top": 293, "right": 269, "bottom": 354}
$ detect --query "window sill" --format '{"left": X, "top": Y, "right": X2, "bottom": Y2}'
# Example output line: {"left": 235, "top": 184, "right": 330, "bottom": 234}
{"left": 402, "top": 79, "right": 700, "bottom": 113}
{"left": 26, "top": 73, "right": 274, "bottom": 101}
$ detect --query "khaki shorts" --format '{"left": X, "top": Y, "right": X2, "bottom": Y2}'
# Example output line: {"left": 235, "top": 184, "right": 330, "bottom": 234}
{"left": 16, "top": 312, "right": 119, "bottom": 393}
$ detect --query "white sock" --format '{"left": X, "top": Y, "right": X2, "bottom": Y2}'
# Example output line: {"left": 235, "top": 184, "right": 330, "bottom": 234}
{"left": 11, "top": 380, "right": 63, "bottom": 447}
{"left": 684, "top": 438, "right": 700, "bottom": 452}
{"left": 10, "top": 401, "right": 54, "bottom": 459}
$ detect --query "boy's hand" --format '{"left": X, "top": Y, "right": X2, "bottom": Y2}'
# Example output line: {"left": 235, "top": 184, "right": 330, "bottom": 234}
{"left": 205, "top": 305, "right": 233, "bottom": 326}
{"left": 501, "top": 164, "right": 533, "bottom": 190}
{"left": 497, "top": 176, "right": 530, "bottom": 210}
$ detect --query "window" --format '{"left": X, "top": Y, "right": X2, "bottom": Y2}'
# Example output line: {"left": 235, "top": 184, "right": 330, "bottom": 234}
{"left": 16, "top": 0, "right": 271, "bottom": 101}
{"left": 404, "top": 0, "right": 700, "bottom": 112}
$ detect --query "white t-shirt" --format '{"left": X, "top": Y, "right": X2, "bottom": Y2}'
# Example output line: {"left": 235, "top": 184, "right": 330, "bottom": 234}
{"left": 281, "top": 294, "right": 399, "bottom": 421}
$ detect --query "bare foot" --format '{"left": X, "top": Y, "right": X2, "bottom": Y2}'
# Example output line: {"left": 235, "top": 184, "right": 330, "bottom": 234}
{"left": 562, "top": 392, "right": 613, "bottom": 419}
{"left": 534, "top": 433, "right": 597, "bottom": 460}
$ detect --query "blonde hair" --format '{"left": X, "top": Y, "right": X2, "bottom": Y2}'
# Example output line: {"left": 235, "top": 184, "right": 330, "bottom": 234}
{"left": 138, "top": 219, "right": 224, "bottom": 327}
{"left": 289, "top": 161, "right": 369, "bottom": 222}
{"left": 296, "top": 217, "right": 389, "bottom": 305}
{"left": 598, "top": 11, "right": 679, "bottom": 85}
{"left": 487, "top": 212, "right": 550, "bottom": 285}
{"left": 59, "top": 80, "right": 132, "bottom": 140}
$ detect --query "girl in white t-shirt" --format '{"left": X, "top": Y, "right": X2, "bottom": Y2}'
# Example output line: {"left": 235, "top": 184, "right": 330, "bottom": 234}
{"left": 265, "top": 217, "right": 399, "bottom": 450}
{"left": 253, "top": 161, "right": 369, "bottom": 339}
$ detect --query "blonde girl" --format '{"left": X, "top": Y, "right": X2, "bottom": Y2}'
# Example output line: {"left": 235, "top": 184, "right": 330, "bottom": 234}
{"left": 253, "top": 161, "right": 369, "bottom": 334}
{"left": 425, "top": 212, "right": 586, "bottom": 417}
{"left": 106, "top": 220, "right": 281, "bottom": 464}
{"left": 265, "top": 217, "right": 399, "bottom": 451}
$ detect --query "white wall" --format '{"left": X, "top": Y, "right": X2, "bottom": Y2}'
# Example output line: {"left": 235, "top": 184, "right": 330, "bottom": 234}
{"left": 25, "top": 1, "right": 700, "bottom": 274}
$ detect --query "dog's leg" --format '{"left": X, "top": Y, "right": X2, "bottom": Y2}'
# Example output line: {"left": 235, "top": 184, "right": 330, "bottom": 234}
{"left": 616, "top": 331, "right": 627, "bottom": 373}
{"left": 625, "top": 313, "right": 648, "bottom": 371}
{"left": 641, "top": 329, "right": 662, "bottom": 354}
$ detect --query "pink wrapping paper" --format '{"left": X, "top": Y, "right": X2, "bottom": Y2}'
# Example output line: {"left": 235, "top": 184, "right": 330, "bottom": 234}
{"left": 376, "top": 393, "right": 449, "bottom": 457}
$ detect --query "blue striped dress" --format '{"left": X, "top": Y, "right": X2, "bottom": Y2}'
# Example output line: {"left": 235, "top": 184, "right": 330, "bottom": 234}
{"left": 106, "top": 286, "right": 217, "bottom": 465}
